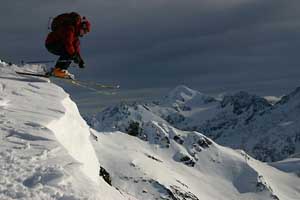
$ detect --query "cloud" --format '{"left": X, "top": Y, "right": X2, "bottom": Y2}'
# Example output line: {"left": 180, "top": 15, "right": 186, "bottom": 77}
{"left": 1, "top": 0, "right": 300, "bottom": 90}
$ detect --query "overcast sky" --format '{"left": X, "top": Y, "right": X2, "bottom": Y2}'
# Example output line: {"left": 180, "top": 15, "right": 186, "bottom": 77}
{"left": 1, "top": 0, "right": 300, "bottom": 94}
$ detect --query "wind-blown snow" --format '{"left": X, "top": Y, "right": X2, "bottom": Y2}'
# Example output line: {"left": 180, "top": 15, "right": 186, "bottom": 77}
{"left": 0, "top": 62, "right": 132, "bottom": 199}
{"left": 47, "top": 97, "right": 100, "bottom": 184}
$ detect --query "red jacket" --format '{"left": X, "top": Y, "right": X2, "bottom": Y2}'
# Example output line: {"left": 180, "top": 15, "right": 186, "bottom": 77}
{"left": 46, "top": 25, "right": 80, "bottom": 56}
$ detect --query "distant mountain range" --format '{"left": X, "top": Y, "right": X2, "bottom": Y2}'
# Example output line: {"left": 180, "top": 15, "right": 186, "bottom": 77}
{"left": 86, "top": 85, "right": 300, "bottom": 162}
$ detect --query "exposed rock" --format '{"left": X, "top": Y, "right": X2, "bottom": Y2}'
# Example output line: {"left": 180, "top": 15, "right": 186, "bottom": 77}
{"left": 173, "top": 135, "right": 184, "bottom": 145}
{"left": 145, "top": 153, "right": 163, "bottom": 163}
{"left": 174, "top": 151, "right": 196, "bottom": 167}
{"left": 277, "top": 86, "right": 300, "bottom": 105}
{"left": 99, "top": 166, "right": 112, "bottom": 186}
{"left": 126, "top": 121, "right": 142, "bottom": 137}
{"left": 168, "top": 185, "right": 199, "bottom": 200}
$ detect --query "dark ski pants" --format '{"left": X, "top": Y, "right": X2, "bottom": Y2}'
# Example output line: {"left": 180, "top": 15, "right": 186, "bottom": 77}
{"left": 45, "top": 43, "right": 72, "bottom": 70}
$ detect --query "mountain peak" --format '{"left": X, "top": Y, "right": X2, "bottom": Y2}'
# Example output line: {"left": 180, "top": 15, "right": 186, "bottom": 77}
{"left": 168, "top": 85, "right": 198, "bottom": 101}
{"left": 277, "top": 86, "right": 300, "bottom": 105}
{"left": 166, "top": 85, "right": 216, "bottom": 105}
{"left": 221, "top": 91, "right": 271, "bottom": 115}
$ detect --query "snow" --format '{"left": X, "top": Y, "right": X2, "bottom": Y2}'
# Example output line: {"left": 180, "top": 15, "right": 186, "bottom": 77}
{"left": 0, "top": 62, "right": 132, "bottom": 200}
{"left": 166, "top": 85, "right": 216, "bottom": 105}
{"left": 270, "top": 158, "right": 300, "bottom": 174}
{"left": 264, "top": 96, "right": 282, "bottom": 105}
{"left": 1, "top": 61, "right": 300, "bottom": 200}
{"left": 88, "top": 85, "right": 300, "bottom": 162}
{"left": 87, "top": 84, "right": 300, "bottom": 199}
{"left": 47, "top": 98, "right": 100, "bottom": 184}
{"left": 89, "top": 110, "right": 300, "bottom": 199}
{"left": 91, "top": 126, "right": 300, "bottom": 200}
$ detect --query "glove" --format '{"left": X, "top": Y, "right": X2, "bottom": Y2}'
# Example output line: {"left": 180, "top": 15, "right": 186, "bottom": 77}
{"left": 79, "top": 60, "right": 85, "bottom": 68}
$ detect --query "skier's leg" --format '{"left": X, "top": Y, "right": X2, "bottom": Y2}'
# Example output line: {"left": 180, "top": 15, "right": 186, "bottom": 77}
{"left": 53, "top": 53, "right": 74, "bottom": 78}
{"left": 55, "top": 55, "right": 72, "bottom": 70}
{"left": 46, "top": 42, "right": 74, "bottom": 78}
{"left": 46, "top": 42, "right": 72, "bottom": 69}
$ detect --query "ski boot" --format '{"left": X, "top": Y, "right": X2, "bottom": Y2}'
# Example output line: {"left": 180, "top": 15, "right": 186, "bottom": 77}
{"left": 51, "top": 68, "right": 75, "bottom": 79}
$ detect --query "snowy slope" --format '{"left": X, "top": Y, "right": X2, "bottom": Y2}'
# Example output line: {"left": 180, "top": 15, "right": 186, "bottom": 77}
{"left": 90, "top": 123, "right": 300, "bottom": 200}
{"left": 87, "top": 85, "right": 300, "bottom": 162}
{"left": 270, "top": 157, "right": 300, "bottom": 175}
{"left": 0, "top": 61, "right": 134, "bottom": 200}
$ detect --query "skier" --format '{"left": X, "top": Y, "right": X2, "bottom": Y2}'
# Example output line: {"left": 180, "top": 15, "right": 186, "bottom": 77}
{"left": 45, "top": 12, "right": 91, "bottom": 78}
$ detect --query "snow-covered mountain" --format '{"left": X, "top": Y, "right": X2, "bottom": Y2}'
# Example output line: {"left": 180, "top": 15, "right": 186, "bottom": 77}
{"left": 194, "top": 88, "right": 300, "bottom": 162}
{"left": 87, "top": 85, "right": 300, "bottom": 162}
{"left": 1, "top": 61, "right": 300, "bottom": 200}
{"left": 92, "top": 124, "right": 300, "bottom": 200}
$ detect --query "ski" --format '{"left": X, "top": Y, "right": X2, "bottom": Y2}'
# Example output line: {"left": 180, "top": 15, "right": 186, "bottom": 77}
{"left": 16, "top": 70, "right": 75, "bottom": 80}
{"left": 15, "top": 71, "right": 51, "bottom": 78}
{"left": 70, "top": 80, "right": 120, "bottom": 89}
{"left": 63, "top": 79, "right": 119, "bottom": 95}
{"left": 15, "top": 71, "right": 120, "bottom": 94}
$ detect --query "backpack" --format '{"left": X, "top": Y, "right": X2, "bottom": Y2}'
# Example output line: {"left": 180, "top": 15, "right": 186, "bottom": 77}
{"left": 51, "top": 12, "right": 81, "bottom": 31}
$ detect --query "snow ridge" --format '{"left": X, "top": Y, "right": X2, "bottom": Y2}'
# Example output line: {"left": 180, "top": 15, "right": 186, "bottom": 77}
{"left": 0, "top": 62, "right": 131, "bottom": 200}
{"left": 47, "top": 97, "right": 100, "bottom": 184}
{"left": 166, "top": 85, "right": 215, "bottom": 104}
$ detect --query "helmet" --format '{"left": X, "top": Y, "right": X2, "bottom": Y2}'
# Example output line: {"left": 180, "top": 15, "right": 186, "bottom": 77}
{"left": 81, "top": 17, "right": 91, "bottom": 33}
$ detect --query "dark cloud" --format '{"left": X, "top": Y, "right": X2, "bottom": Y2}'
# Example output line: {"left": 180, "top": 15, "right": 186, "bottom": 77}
{"left": 1, "top": 0, "right": 300, "bottom": 92}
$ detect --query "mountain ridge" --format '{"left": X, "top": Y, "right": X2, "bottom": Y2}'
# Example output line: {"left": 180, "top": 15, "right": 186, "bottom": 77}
{"left": 87, "top": 85, "right": 300, "bottom": 162}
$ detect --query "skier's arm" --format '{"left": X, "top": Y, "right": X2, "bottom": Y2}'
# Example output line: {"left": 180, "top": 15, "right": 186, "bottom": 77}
{"left": 65, "top": 26, "right": 85, "bottom": 68}
{"left": 73, "top": 53, "right": 85, "bottom": 68}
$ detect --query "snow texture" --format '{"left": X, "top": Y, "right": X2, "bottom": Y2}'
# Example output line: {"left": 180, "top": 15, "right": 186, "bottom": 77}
{"left": 0, "top": 62, "right": 133, "bottom": 200}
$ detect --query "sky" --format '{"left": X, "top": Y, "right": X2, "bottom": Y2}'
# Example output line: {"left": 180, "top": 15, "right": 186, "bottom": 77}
{"left": 1, "top": 0, "right": 300, "bottom": 99}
